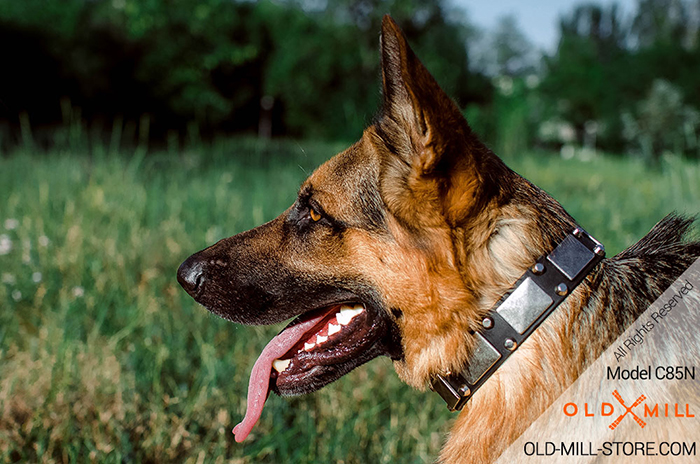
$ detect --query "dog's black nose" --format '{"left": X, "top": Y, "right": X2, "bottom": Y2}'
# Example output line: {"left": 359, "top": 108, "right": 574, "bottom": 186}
{"left": 177, "top": 255, "right": 206, "bottom": 297}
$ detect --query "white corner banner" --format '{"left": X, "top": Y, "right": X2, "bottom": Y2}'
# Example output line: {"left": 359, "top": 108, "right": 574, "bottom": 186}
{"left": 496, "top": 257, "right": 700, "bottom": 463}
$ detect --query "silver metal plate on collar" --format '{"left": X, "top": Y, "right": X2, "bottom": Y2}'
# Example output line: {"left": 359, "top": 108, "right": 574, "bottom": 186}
{"left": 462, "top": 332, "right": 501, "bottom": 385}
{"left": 496, "top": 277, "right": 553, "bottom": 334}
{"left": 547, "top": 234, "right": 595, "bottom": 280}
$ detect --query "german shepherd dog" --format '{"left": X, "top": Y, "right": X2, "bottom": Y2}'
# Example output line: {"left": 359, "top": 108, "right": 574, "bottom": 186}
{"left": 178, "top": 16, "right": 700, "bottom": 463}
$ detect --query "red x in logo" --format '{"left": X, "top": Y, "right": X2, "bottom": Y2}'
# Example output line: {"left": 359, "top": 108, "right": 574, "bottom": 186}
{"left": 609, "top": 390, "right": 646, "bottom": 430}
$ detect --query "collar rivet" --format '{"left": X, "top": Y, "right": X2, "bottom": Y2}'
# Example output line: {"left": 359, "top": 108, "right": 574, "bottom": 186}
{"left": 482, "top": 317, "right": 494, "bottom": 329}
{"left": 555, "top": 283, "right": 568, "bottom": 296}
{"left": 504, "top": 338, "right": 517, "bottom": 351}
{"left": 531, "top": 262, "right": 545, "bottom": 275}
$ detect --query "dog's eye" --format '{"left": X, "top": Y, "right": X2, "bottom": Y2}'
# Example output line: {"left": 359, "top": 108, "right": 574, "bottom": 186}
{"left": 309, "top": 207, "right": 322, "bottom": 222}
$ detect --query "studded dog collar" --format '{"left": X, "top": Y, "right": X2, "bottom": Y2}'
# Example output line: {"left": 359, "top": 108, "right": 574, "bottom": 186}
{"left": 431, "top": 227, "right": 605, "bottom": 411}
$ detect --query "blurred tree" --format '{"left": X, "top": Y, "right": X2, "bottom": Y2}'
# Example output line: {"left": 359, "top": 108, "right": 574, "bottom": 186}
{"left": 628, "top": 0, "right": 700, "bottom": 111}
{"left": 0, "top": 0, "right": 268, "bottom": 141}
{"left": 473, "top": 14, "right": 538, "bottom": 77}
{"left": 0, "top": 0, "right": 488, "bottom": 146}
{"left": 622, "top": 79, "right": 699, "bottom": 163}
{"left": 539, "top": 3, "right": 631, "bottom": 151}
{"left": 538, "top": 0, "right": 700, "bottom": 157}
{"left": 631, "top": 0, "right": 694, "bottom": 48}
{"left": 493, "top": 15, "right": 538, "bottom": 77}
{"left": 115, "top": 0, "right": 270, "bottom": 132}
{"left": 463, "top": 14, "right": 539, "bottom": 153}
{"left": 261, "top": 2, "right": 378, "bottom": 139}
{"left": 0, "top": 0, "right": 137, "bottom": 130}
{"left": 264, "top": 0, "right": 490, "bottom": 139}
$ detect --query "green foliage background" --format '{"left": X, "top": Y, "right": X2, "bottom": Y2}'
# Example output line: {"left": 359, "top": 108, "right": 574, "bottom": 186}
{"left": 3, "top": 0, "right": 699, "bottom": 159}
{"left": 0, "top": 0, "right": 489, "bottom": 142}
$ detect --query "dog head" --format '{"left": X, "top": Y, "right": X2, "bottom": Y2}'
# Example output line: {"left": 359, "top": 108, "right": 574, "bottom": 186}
{"left": 178, "top": 15, "right": 574, "bottom": 437}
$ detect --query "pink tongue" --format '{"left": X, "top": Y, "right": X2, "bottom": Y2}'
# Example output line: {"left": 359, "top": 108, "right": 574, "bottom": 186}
{"left": 232, "top": 310, "right": 329, "bottom": 442}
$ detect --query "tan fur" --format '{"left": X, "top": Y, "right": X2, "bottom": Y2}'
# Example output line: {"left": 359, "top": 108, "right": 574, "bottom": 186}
{"left": 180, "top": 15, "right": 700, "bottom": 463}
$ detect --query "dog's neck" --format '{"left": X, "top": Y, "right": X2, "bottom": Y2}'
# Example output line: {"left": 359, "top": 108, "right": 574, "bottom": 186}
{"left": 437, "top": 260, "right": 631, "bottom": 463}
{"left": 431, "top": 228, "right": 604, "bottom": 411}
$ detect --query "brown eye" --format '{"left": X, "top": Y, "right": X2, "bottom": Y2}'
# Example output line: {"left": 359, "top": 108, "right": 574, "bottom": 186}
{"left": 309, "top": 207, "right": 322, "bottom": 222}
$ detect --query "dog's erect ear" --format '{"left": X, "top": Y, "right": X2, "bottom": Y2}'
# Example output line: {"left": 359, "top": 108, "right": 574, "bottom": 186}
{"left": 380, "top": 14, "right": 453, "bottom": 171}
{"left": 377, "top": 15, "right": 499, "bottom": 226}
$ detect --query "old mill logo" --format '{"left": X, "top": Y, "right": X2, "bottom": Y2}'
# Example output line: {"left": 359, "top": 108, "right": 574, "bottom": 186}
{"left": 609, "top": 390, "right": 646, "bottom": 430}
{"left": 563, "top": 390, "right": 694, "bottom": 429}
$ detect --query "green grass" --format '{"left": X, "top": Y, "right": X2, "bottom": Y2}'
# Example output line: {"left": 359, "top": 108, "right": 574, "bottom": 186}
{"left": 0, "top": 139, "right": 698, "bottom": 463}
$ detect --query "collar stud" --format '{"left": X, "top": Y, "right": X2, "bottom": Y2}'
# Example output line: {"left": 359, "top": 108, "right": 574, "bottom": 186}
{"left": 531, "top": 262, "right": 545, "bottom": 275}
{"left": 555, "top": 283, "right": 569, "bottom": 296}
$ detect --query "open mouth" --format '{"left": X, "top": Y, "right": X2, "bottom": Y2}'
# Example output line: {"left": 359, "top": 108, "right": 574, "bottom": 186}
{"left": 232, "top": 302, "right": 396, "bottom": 442}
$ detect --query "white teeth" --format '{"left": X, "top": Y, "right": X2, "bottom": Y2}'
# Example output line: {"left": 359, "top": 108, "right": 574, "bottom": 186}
{"left": 336, "top": 311, "right": 352, "bottom": 325}
{"left": 336, "top": 305, "right": 364, "bottom": 325}
{"left": 328, "top": 323, "right": 341, "bottom": 335}
{"left": 298, "top": 305, "right": 365, "bottom": 354}
{"left": 272, "top": 358, "right": 291, "bottom": 372}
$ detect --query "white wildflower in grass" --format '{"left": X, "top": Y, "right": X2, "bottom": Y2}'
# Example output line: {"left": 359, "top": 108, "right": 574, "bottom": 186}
{"left": 4, "top": 218, "right": 18, "bottom": 230}
{"left": 72, "top": 286, "right": 85, "bottom": 298}
{"left": 1, "top": 273, "right": 15, "bottom": 285}
{"left": 38, "top": 235, "right": 50, "bottom": 247}
{"left": 0, "top": 235, "right": 12, "bottom": 255}
{"left": 11, "top": 290, "right": 21, "bottom": 301}
{"left": 32, "top": 272, "right": 42, "bottom": 283}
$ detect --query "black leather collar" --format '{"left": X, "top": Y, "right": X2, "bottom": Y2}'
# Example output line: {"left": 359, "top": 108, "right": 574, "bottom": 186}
{"left": 431, "top": 227, "right": 605, "bottom": 411}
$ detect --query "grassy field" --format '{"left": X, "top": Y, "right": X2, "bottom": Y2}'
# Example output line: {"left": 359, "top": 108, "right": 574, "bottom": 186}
{"left": 0, "top": 138, "right": 698, "bottom": 463}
